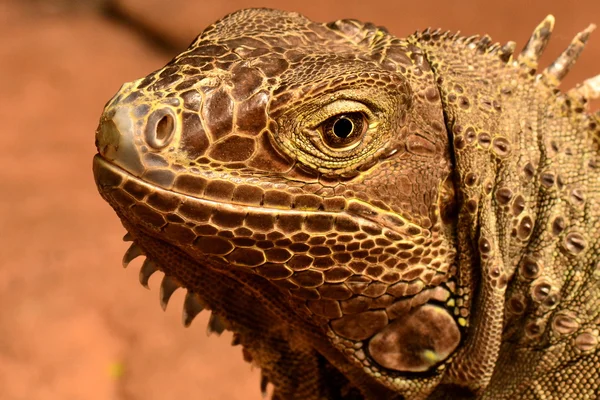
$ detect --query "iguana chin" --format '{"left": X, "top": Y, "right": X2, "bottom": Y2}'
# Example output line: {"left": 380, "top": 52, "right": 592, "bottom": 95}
{"left": 93, "top": 8, "right": 600, "bottom": 399}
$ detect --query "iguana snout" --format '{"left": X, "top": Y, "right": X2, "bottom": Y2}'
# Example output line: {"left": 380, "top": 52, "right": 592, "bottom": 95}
{"left": 96, "top": 82, "right": 180, "bottom": 178}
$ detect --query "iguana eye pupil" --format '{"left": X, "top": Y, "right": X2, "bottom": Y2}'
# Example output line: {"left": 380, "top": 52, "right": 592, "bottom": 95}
{"left": 321, "top": 112, "right": 366, "bottom": 148}
{"left": 333, "top": 117, "right": 354, "bottom": 138}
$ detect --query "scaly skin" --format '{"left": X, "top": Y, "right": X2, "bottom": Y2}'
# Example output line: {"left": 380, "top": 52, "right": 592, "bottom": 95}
{"left": 93, "top": 9, "right": 600, "bottom": 399}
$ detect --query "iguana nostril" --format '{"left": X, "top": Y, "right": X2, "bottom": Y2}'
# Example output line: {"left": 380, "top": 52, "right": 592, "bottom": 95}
{"left": 145, "top": 108, "right": 176, "bottom": 149}
{"left": 156, "top": 115, "right": 174, "bottom": 142}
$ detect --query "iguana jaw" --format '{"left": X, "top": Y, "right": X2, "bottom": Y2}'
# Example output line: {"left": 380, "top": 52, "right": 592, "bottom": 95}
{"left": 94, "top": 153, "right": 464, "bottom": 396}
{"left": 93, "top": 151, "right": 457, "bottom": 313}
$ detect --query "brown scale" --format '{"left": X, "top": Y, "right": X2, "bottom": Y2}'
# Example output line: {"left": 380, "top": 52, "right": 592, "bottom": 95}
{"left": 94, "top": 8, "right": 600, "bottom": 400}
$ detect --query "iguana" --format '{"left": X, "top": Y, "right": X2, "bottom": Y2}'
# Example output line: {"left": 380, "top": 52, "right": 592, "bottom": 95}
{"left": 93, "top": 8, "right": 600, "bottom": 399}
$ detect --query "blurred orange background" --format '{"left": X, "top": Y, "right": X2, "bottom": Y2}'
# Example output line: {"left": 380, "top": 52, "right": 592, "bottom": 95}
{"left": 1, "top": 1, "right": 598, "bottom": 399}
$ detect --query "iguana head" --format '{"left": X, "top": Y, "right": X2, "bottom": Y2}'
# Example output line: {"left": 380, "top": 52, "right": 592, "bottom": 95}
{"left": 94, "top": 8, "right": 466, "bottom": 397}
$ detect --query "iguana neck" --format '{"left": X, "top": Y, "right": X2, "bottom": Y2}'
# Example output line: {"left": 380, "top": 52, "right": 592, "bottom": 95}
{"left": 416, "top": 31, "right": 600, "bottom": 393}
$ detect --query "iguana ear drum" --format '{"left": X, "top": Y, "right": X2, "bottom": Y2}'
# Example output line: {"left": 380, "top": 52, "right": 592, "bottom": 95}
{"left": 368, "top": 304, "right": 461, "bottom": 372}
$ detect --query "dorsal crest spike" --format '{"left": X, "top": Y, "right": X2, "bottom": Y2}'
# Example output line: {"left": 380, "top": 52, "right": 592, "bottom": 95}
{"left": 518, "top": 14, "right": 555, "bottom": 70}
{"left": 463, "top": 34, "right": 480, "bottom": 45}
{"left": 568, "top": 74, "right": 600, "bottom": 103}
{"left": 476, "top": 35, "right": 492, "bottom": 52}
{"left": 498, "top": 41, "right": 517, "bottom": 63}
{"left": 487, "top": 43, "right": 501, "bottom": 54}
{"left": 435, "top": 30, "right": 452, "bottom": 41}
{"left": 543, "top": 24, "right": 596, "bottom": 85}
{"left": 439, "top": 30, "right": 462, "bottom": 42}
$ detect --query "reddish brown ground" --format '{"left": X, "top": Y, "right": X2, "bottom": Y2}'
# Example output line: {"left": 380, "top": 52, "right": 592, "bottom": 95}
{"left": 1, "top": 1, "right": 598, "bottom": 399}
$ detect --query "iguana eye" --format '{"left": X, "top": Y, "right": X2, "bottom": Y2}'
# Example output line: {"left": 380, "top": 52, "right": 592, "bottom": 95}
{"left": 320, "top": 112, "right": 367, "bottom": 149}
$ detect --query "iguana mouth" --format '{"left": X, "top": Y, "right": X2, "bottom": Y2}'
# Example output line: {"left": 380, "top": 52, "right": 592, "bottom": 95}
{"left": 94, "top": 152, "right": 462, "bottom": 376}
{"left": 94, "top": 153, "right": 449, "bottom": 285}
{"left": 93, "top": 152, "right": 427, "bottom": 240}
{"left": 95, "top": 153, "right": 461, "bottom": 395}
